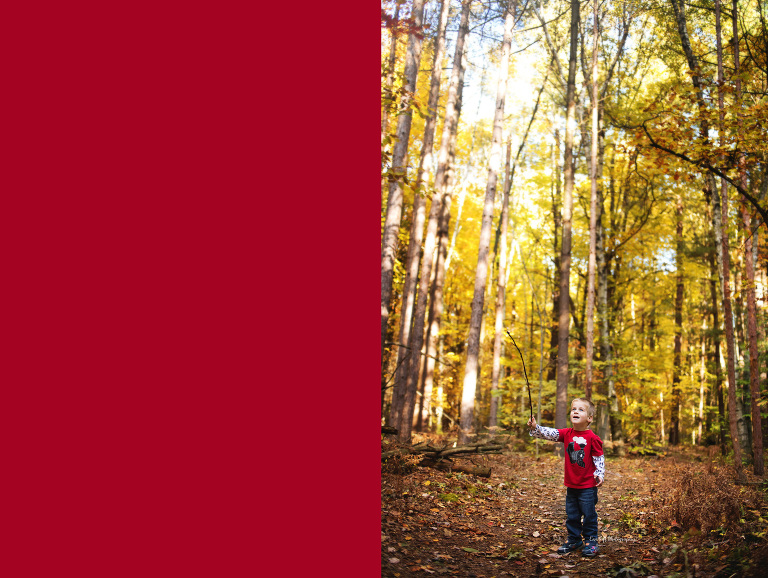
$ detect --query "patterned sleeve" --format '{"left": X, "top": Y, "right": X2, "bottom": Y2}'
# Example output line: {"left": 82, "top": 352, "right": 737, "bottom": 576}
{"left": 529, "top": 424, "right": 560, "bottom": 441}
{"left": 593, "top": 455, "right": 605, "bottom": 479}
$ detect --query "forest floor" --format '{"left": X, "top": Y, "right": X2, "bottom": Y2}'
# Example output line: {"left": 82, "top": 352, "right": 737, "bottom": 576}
{"left": 381, "top": 433, "right": 768, "bottom": 578}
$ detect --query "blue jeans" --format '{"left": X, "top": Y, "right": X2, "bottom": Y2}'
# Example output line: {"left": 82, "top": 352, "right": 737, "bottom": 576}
{"left": 565, "top": 487, "right": 598, "bottom": 544}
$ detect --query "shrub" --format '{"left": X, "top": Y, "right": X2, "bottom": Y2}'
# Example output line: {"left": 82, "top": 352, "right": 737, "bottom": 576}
{"left": 652, "top": 467, "right": 760, "bottom": 535}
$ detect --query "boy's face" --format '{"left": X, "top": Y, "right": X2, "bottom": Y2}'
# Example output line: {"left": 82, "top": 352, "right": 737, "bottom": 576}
{"left": 570, "top": 401, "right": 593, "bottom": 429}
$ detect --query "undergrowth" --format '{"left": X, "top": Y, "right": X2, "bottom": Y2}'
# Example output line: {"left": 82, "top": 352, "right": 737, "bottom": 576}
{"left": 650, "top": 466, "right": 760, "bottom": 535}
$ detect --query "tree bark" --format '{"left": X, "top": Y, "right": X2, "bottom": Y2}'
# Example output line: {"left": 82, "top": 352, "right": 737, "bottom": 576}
{"left": 381, "top": 0, "right": 426, "bottom": 370}
{"left": 596, "top": 179, "right": 610, "bottom": 441}
{"left": 669, "top": 195, "right": 684, "bottom": 446}
{"left": 709, "top": 242, "right": 727, "bottom": 455}
{"left": 459, "top": 2, "right": 513, "bottom": 444}
{"left": 732, "top": 0, "right": 763, "bottom": 476}
{"left": 715, "top": 0, "right": 747, "bottom": 479}
{"left": 548, "top": 128, "right": 561, "bottom": 383}
{"left": 674, "top": 0, "right": 745, "bottom": 479}
{"left": 554, "top": 0, "right": 580, "bottom": 436}
{"left": 489, "top": 140, "right": 513, "bottom": 430}
{"left": 584, "top": 0, "right": 599, "bottom": 401}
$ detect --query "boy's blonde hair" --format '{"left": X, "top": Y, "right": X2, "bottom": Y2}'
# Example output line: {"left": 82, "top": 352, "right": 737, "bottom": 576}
{"left": 572, "top": 398, "right": 596, "bottom": 418}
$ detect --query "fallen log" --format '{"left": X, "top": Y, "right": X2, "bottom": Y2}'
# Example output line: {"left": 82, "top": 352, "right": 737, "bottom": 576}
{"left": 382, "top": 441, "right": 506, "bottom": 461}
{"left": 381, "top": 440, "right": 506, "bottom": 478}
{"left": 419, "top": 457, "right": 491, "bottom": 477}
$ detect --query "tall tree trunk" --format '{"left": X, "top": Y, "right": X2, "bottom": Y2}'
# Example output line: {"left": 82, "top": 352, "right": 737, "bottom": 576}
{"left": 669, "top": 196, "right": 684, "bottom": 446}
{"left": 393, "top": 0, "right": 451, "bottom": 422}
{"left": 605, "top": 149, "right": 626, "bottom": 453}
{"left": 459, "top": 2, "right": 513, "bottom": 444}
{"left": 699, "top": 320, "right": 706, "bottom": 444}
{"left": 417, "top": 62, "right": 466, "bottom": 432}
{"left": 555, "top": 0, "right": 580, "bottom": 435}
{"left": 488, "top": 59, "right": 549, "bottom": 430}
{"left": 675, "top": 0, "right": 746, "bottom": 479}
{"left": 395, "top": 0, "right": 472, "bottom": 442}
{"left": 732, "top": 0, "right": 764, "bottom": 475}
{"left": 596, "top": 180, "right": 610, "bottom": 441}
{"left": 418, "top": 181, "right": 453, "bottom": 430}
{"left": 548, "top": 128, "right": 561, "bottom": 382}
{"left": 584, "top": 0, "right": 599, "bottom": 401}
{"left": 381, "top": 0, "right": 426, "bottom": 371}
{"left": 489, "top": 140, "right": 513, "bottom": 430}
{"left": 722, "top": 181, "right": 747, "bottom": 478}
{"left": 709, "top": 243, "right": 727, "bottom": 455}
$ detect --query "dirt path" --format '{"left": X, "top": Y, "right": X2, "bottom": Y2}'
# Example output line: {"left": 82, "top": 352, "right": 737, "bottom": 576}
{"left": 382, "top": 444, "right": 768, "bottom": 577}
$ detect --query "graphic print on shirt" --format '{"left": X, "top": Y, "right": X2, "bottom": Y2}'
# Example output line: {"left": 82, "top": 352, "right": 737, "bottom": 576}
{"left": 567, "top": 435, "right": 587, "bottom": 468}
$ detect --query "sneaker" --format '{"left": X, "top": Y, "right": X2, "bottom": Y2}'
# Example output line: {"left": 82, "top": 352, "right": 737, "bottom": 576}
{"left": 557, "top": 540, "right": 583, "bottom": 554}
{"left": 582, "top": 542, "right": 599, "bottom": 557}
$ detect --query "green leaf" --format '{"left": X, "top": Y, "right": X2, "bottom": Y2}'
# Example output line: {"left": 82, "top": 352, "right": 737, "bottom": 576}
{"left": 462, "top": 547, "right": 479, "bottom": 553}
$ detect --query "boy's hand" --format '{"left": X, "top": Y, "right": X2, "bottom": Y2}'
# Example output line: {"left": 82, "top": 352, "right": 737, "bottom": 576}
{"left": 527, "top": 417, "right": 537, "bottom": 430}
{"left": 594, "top": 475, "right": 604, "bottom": 488}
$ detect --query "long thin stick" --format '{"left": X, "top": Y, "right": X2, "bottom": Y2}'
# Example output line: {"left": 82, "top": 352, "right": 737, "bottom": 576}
{"left": 506, "top": 330, "right": 533, "bottom": 421}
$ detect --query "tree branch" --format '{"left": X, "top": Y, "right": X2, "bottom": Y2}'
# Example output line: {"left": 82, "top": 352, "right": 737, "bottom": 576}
{"left": 632, "top": 119, "right": 768, "bottom": 230}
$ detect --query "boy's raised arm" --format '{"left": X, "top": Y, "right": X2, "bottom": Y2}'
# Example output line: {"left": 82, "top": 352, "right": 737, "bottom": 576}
{"left": 527, "top": 417, "right": 559, "bottom": 441}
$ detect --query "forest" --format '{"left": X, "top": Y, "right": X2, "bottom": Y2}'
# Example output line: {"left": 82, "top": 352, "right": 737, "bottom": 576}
{"left": 381, "top": 0, "right": 768, "bottom": 575}
{"left": 381, "top": 0, "right": 767, "bottom": 469}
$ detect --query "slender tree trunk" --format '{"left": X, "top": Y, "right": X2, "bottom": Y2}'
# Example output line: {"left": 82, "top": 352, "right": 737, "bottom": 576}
{"left": 393, "top": 0, "right": 451, "bottom": 420}
{"left": 596, "top": 180, "right": 610, "bottom": 441}
{"left": 487, "top": 60, "right": 549, "bottom": 429}
{"left": 489, "top": 140, "right": 513, "bottom": 430}
{"left": 554, "top": 0, "right": 580, "bottom": 436}
{"left": 395, "top": 0, "right": 472, "bottom": 442}
{"left": 722, "top": 182, "right": 747, "bottom": 477}
{"left": 716, "top": 0, "right": 747, "bottom": 478}
{"left": 417, "top": 69, "right": 466, "bottom": 432}
{"left": 605, "top": 151, "right": 626, "bottom": 453}
{"left": 674, "top": 0, "right": 745, "bottom": 478}
{"left": 418, "top": 178, "right": 454, "bottom": 430}
{"left": 381, "top": 0, "right": 426, "bottom": 371}
{"left": 699, "top": 320, "right": 706, "bottom": 444}
{"left": 709, "top": 244, "right": 727, "bottom": 455}
{"left": 459, "top": 3, "right": 513, "bottom": 444}
{"left": 436, "top": 335, "right": 445, "bottom": 434}
{"left": 669, "top": 196, "right": 684, "bottom": 446}
{"left": 732, "top": 0, "right": 764, "bottom": 475}
{"left": 548, "top": 128, "right": 561, "bottom": 382}
{"left": 584, "top": 0, "right": 599, "bottom": 401}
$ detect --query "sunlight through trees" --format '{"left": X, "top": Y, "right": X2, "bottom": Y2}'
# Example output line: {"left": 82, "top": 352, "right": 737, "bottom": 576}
{"left": 381, "top": 0, "right": 768, "bottom": 473}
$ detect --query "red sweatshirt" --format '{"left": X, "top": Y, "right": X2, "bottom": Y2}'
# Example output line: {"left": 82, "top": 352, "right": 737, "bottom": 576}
{"left": 530, "top": 425, "right": 604, "bottom": 489}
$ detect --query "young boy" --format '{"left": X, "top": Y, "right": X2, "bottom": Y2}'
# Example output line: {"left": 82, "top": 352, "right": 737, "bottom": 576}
{"left": 527, "top": 398, "right": 605, "bottom": 557}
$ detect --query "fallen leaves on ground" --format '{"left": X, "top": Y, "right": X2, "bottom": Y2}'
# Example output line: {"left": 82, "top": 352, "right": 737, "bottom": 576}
{"left": 382, "top": 439, "right": 768, "bottom": 577}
